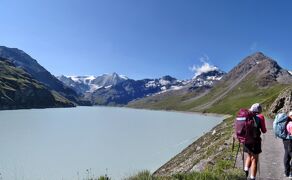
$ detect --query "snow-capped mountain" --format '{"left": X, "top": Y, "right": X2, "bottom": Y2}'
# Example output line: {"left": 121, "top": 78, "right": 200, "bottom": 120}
{"left": 289, "top": 71, "right": 292, "bottom": 75}
{"left": 57, "top": 73, "right": 128, "bottom": 94}
{"left": 58, "top": 69, "right": 225, "bottom": 105}
{"left": 190, "top": 70, "right": 225, "bottom": 89}
{"left": 87, "top": 75, "right": 188, "bottom": 105}
{"left": 83, "top": 70, "right": 225, "bottom": 105}
{"left": 144, "top": 76, "right": 186, "bottom": 93}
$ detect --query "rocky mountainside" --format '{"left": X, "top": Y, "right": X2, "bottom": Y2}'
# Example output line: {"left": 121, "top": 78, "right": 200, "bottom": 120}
{"left": 0, "top": 58, "right": 74, "bottom": 110}
{"left": 0, "top": 46, "right": 80, "bottom": 104}
{"left": 269, "top": 87, "right": 292, "bottom": 117}
{"left": 221, "top": 52, "right": 292, "bottom": 87}
{"left": 57, "top": 73, "right": 128, "bottom": 94}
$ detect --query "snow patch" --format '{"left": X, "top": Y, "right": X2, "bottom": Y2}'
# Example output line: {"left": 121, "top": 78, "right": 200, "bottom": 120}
{"left": 206, "top": 76, "right": 223, "bottom": 81}
{"left": 289, "top": 71, "right": 292, "bottom": 75}
{"left": 120, "top": 75, "right": 129, "bottom": 80}
{"left": 145, "top": 81, "right": 157, "bottom": 88}
{"left": 159, "top": 79, "right": 170, "bottom": 86}
{"left": 170, "top": 85, "right": 183, "bottom": 90}
{"left": 161, "top": 86, "right": 167, "bottom": 91}
{"left": 87, "top": 84, "right": 102, "bottom": 92}
{"left": 67, "top": 75, "right": 97, "bottom": 84}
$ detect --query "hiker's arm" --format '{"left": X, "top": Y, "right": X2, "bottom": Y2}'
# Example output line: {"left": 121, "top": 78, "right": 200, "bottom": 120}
{"left": 258, "top": 114, "right": 267, "bottom": 133}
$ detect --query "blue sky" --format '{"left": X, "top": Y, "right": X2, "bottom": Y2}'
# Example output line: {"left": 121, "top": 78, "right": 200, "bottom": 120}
{"left": 1, "top": 0, "right": 291, "bottom": 80}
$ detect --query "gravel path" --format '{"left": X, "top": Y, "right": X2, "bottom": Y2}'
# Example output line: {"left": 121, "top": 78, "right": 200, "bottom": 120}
{"left": 236, "top": 119, "right": 287, "bottom": 180}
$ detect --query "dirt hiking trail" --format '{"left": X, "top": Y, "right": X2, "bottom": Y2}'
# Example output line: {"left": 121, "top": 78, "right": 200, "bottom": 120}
{"left": 236, "top": 119, "right": 287, "bottom": 180}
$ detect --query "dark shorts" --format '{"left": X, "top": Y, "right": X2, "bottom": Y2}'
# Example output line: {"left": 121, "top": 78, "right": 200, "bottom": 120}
{"left": 243, "top": 142, "right": 262, "bottom": 155}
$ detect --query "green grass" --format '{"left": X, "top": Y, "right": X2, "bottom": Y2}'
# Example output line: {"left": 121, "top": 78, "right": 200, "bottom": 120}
{"left": 124, "top": 169, "right": 245, "bottom": 180}
{"left": 0, "top": 59, "right": 74, "bottom": 108}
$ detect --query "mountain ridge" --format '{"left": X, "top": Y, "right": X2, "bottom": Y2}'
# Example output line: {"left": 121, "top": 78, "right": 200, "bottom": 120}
{"left": 58, "top": 70, "right": 225, "bottom": 106}
{"left": 0, "top": 46, "right": 80, "bottom": 104}
{"left": 0, "top": 57, "right": 74, "bottom": 109}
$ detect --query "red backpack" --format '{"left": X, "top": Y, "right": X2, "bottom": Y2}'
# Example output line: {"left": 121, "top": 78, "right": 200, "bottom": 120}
{"left": 235, "top": 108, "right": 260, "bottom": 144}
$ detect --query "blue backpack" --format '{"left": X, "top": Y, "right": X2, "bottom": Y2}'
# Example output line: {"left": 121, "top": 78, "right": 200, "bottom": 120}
{"left": 273, "top": 113, "right": 292, "bottom": 139}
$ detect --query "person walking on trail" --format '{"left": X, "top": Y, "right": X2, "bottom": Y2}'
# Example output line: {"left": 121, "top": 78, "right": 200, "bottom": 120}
{"left": 243, "top": 103, "right": 267, "bottom": 180}
{"left": 283, "top": 111, "right": 292, "bottom": 178}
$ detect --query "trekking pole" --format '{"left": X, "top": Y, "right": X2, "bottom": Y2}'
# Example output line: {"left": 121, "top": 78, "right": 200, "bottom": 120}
{"left": 242, "top": 144, "right": 245, "bottom": 170}
{"left": 258, "top": 143, "right": 261, "bottom": 178}
{"left": 258, "top": 155, "right": 260, "bottom": 179}
{"left": 232, "top": 136, "right": 235, "bottom": 151}
{"left": 233, "top": 142, "right": 240, "bottom": 168}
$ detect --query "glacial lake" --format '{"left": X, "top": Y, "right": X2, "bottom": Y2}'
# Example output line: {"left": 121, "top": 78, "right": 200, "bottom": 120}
{"left": 0, "top": 106, "right": 223, "bottom": 180}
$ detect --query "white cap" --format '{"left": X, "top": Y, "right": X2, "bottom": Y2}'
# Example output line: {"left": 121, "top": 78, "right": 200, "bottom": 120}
{"left": 249, "top": 103, "right": 262, "bottom": 113}
{"left": 289, "top": 111, "right": 292, "bottom": 117}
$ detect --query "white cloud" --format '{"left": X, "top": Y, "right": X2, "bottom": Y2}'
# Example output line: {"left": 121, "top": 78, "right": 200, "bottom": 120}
{"left": 189, "top": 55, "right": 218, "bottom": 77}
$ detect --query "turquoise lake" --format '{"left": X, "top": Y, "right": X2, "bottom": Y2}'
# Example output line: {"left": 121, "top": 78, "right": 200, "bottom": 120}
{"left": 0, "top": 106, "right": 223, "bottom": 180}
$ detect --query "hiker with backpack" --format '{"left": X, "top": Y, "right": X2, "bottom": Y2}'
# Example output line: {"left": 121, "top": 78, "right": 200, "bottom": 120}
{"left": 235, "top": 103, "right": 267, "bottom": 180}
{"left": 279, "top": 111, "right": 292, "bottom": 178}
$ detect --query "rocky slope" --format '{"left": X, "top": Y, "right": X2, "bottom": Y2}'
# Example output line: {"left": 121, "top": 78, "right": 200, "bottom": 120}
{"left": 0, "top": 58, "right": 74, "bottom": 109}
{"left": 269, "top": 87, "right": 292, "bottom": 117}
{"left": 0, "top": 46, "right": 80, "bottom": 104}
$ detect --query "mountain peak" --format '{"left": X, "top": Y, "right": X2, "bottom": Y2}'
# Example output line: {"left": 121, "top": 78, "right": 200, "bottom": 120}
{"left": 251, "top": 51, "right": 266, "bottom": 57}
{"left": 161, "top": 75, "right": 176, "bottom": 81}
{"left": 223, "top": 52, "right": 292, "bottom": 87}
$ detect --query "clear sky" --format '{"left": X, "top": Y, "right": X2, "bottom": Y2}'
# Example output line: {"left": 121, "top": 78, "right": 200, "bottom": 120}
{"left": 1, "top": 0, "right": 291, "bottom": 80}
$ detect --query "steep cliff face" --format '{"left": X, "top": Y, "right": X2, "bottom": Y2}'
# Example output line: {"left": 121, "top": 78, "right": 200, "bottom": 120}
{"left": 269, "top": 87, "right": 292, "bottom": 117}
{"left": 0, "top": 58, "right": 74, "bottom": 110}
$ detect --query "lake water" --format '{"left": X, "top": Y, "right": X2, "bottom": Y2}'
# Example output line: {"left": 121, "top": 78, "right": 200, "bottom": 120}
{"left": 0, "top": 106, "right": 223, "bottom": 180}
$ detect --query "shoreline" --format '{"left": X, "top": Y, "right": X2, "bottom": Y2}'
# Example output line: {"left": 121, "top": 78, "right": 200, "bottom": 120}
{"left": 152, "top": 114, "right": 233, "bottom": 176}
{"left": 88, "top": 105, "right": 231, "bottom": 118}
{"left": 0, "top": 104, "right": 231, "bottom": 119}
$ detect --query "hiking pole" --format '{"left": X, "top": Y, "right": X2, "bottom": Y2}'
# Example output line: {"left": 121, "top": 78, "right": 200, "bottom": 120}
{"left": 241, "top": 143, "right": 245, "bottom": 170}
{"left": 258, "top": 155, "right": 260, "bottom": 179}
{"left": 258, "top": 143, "right": 261, "bottom": 178}
{"left": 233, "top": 142, "right": 240, "bottom": 168}
{"left": 232, "top": 136, "right": 235, "bottom": 151}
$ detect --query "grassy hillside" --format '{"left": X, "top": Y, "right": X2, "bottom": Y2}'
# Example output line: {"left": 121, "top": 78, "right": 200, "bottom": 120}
{"left": 0, "top": 59, "right": 74, "bottom": 109}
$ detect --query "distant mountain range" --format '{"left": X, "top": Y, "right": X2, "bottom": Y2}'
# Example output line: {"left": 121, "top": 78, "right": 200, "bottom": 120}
{"left": 58, "top": 69, "right": 225, "bottom": 105}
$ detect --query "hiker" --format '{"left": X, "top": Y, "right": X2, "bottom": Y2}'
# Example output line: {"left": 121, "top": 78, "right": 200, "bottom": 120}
{"left": 283, "top": 111, "right": 292, "bottom": 178}
{"left": 243, "top": 103, "right": 267, "bottom": 180}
